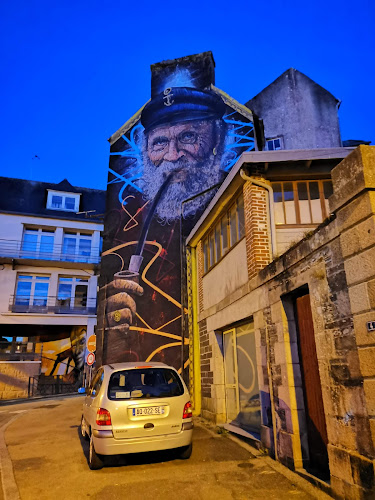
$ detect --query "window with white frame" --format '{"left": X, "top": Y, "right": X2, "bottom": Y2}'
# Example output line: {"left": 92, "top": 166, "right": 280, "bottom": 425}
{"left": 21, "top": 228, "right": 54, "bottom": 259}
{"left": 46, "top": 190, "right": 80, "bottom": 212}
{"left": 61, "top": 232, "right": 92, "bottom": 262}
{"left": 15, "top": 275, "right": 50, "bottom": 306}
{"left": 266, "top": 137, "right": 283, "bottom": 151}
{"left": 57, "top": 276, "right": 89, "bottom": 308}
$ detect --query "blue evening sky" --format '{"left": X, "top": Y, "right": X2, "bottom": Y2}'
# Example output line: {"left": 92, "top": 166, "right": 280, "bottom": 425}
{"left": 0, "top": 0, "right": 374, "bottom": 190}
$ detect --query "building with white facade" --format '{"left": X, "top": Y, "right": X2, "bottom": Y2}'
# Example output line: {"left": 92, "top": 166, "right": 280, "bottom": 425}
{"left": 0, "top": 177, "right": 105, "bottom": 399}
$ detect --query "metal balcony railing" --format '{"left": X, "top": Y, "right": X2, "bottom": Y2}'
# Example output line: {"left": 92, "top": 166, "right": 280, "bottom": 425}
{"left": 0, "top": 239, "right": 101, "bottom": 264}
{"left": 8, "top": 295, "right": 97, "bottom": 315}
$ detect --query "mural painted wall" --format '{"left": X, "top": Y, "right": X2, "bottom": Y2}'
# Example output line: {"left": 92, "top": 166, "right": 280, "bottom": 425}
{"left": 98, "top": 53, "right": 258, "bottom": 374}
{"left": 35, "top": 326, "right": 86, "bottom": 385}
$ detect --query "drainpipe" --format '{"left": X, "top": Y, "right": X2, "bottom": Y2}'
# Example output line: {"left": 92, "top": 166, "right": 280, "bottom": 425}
{"left": 239, "top": 170, "right": 277, "bottom": 259}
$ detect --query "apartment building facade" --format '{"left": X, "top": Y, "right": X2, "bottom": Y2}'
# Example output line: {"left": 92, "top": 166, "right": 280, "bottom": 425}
{"left": 0, "top": 177, "right": 105, "bottom": 399}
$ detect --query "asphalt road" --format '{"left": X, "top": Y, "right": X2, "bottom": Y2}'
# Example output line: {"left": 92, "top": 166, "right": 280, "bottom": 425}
{"left": 0, "top": 395, "right": 329, "bottom": 500}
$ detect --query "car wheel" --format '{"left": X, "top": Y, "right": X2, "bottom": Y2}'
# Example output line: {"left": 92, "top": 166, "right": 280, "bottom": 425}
{"left": 89, "top": 433, "right": 104, "bottom": 470}
{"left": 81, "top": 416, "right": 89, "bottom": 441}
{"left": 179, "top": 443, "right": 192, "bottom": 459}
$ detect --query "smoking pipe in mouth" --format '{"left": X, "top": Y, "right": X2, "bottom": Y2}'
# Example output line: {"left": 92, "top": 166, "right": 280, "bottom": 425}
{"left": 114, "top": 171, "right": 175, "bottom": 281}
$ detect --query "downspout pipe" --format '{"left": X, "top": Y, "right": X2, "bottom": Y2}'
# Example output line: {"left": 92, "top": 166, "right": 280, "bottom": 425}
{"left": 239, "top": 169, "right": 277, "bottom": 259}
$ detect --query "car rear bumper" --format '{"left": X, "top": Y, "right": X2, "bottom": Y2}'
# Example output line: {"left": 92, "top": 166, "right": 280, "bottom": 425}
{"left": 93, "top": 427, "right": 193, "bottom": 455}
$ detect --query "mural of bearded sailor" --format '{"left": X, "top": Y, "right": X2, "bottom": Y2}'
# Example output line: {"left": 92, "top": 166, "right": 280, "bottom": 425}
{"left": 98, "top": 54, "right": 256, "bottom": 371}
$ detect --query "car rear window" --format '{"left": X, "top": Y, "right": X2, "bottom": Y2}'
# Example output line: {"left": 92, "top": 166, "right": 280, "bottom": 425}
{"left": 108, "top": 368, "right": 184, "bottom": 400}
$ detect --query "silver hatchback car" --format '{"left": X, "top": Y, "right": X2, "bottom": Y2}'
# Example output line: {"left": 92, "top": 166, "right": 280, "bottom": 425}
{"left": 80, "top": 362, "right": 193, "bottom": 469}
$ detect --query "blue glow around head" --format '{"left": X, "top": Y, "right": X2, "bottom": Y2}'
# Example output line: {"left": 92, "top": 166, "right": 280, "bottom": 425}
{"left": 159, "top": 67, "right": 194, "bottom": 92}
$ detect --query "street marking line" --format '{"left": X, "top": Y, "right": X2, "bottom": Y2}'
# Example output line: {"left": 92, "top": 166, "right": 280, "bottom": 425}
{"left": 0, "top": 416, "right": 21, "bottom": 500}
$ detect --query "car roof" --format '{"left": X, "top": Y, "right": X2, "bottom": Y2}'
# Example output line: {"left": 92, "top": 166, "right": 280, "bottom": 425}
{"left": 102, "top": 362, "right": 174, "bottom": 373}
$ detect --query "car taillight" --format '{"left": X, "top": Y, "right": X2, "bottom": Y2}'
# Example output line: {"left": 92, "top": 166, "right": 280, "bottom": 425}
{"left": 96, "top": 408, "right": 112, "bottom": 426}
{"left": 183, "top": 401, "right": 193, "bottom": 419}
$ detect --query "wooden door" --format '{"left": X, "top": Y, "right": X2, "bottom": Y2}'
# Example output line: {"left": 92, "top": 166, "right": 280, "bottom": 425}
{"left": 296, "top": 294, "right": 329, "bottom": 478}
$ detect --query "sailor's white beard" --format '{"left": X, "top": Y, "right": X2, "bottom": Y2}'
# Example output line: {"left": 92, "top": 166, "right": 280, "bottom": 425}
{"left": 141, "top": 155, "right": 224, "bottom": 223}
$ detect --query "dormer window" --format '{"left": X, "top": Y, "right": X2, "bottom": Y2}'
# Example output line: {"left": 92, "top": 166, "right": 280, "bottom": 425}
{"left": 47, "top": 190, "right": 81, "bottom": 212}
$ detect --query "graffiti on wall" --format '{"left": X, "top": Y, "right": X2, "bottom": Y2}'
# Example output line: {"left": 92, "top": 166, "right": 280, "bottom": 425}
{"left": 99, "top": 59, "right": 256, "bottom": 371}
{"left": 36, "top": 326, "right": 86, "bottom": 385}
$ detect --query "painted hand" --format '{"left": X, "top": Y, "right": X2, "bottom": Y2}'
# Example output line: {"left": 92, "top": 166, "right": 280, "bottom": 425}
{"left": 105, "top": 279, "right": 144, "bottom": 331}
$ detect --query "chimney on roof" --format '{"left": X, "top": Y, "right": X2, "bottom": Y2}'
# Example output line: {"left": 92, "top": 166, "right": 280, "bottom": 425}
{"left": 150, "top": 51, "right": 216, "bottom": 98}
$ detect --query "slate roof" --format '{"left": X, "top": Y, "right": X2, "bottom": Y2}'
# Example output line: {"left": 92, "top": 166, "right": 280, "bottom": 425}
{"left": 0, "top": 176, "right": 106, "bottom": 222}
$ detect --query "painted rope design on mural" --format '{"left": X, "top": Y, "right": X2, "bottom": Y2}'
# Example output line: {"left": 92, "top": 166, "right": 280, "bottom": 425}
{"left": 101, "top": 74, "right": 256, "bottom": 371}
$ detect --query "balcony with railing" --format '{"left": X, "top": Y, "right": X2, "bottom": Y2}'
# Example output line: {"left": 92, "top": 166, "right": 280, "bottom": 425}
{"left": 8, "top": 295, "right": 97, "bottom": 315}
{"left": 0, "top": 239, "right": 101, "bottom": 264}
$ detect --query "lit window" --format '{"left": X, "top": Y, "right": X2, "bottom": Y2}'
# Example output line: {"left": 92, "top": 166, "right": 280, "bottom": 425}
{"left": 47, "top": 190, "right": 80, "bottom": 212}
{"left": 266, "top": 137, "right": 283, "bottom": 151}
{"left": 272, "top": 180, "right": 333, "bottom": 225}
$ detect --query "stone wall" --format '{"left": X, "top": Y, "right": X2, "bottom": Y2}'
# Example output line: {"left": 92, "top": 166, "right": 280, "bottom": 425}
{"left": 195, "top": 146, "right": 375, "bottom": 499}
{"left": 0, "top": 361, "right": 41, "bottom": 399}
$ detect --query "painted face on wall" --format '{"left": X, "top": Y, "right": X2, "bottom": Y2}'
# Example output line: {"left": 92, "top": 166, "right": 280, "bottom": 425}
{"left": 147, "top": 121, "right": 216, "bottom": 167}
{"left": 70, "top": 327, "right": 86, "bottom": 371}
{"left": 141, "top": 119, "right": 224, "bottom": 222}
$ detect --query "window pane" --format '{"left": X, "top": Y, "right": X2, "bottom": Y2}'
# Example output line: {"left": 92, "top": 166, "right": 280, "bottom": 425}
{"left": 52, "top": 195, "right": 62, "bottom": 208}
{"left": 297, "top": 182, "right": 311, "bottom": 223}
{"left": 33, "top": 281, "right": 49, "bottom": 306}
{"left": 273, "top": 183, "right": 283, "bottom": 203}
{"left": 237, "top": 195, "right": 245, "bottom": 239}
{"left": 230, "top": 205, "right": 238, "bottom": 246}
{"left": 40, "top": 235, "right": 54, "bottom": 256}
{"left": 273, "top": 183, "right": 285, "bottom": 225}
{"left": 267, "top": 140, "right": 274, "bottom": 151}
{"left": 323, "top": 181, "right": 333, "bottom": 199}
{"left": 63, "top": 236, "right": 76, "bottom": 260}
{"left": 65, "top": 197, "right": 76, "bottom": 210}
{"left": 284, "top": 182, "right": 296, "bottom": 224}
{"left": 309, "top": 182, "right": 323, "bottom": 223}
{"left": 215, "top": 224, "right": 221, "bottom": 262}
{"left": 274, "top": 138, "right": 281, "bottom": 149}
{"left": 221, "top": 216, "right": 229, "bottom": 255}
{"left": 15, "top": 280, "right": 31, "bottom": 305}
{"left": 79, "top": 238, "right": 91, "bottom": 256}
{"left": 74, "top": 284, "right": 88, "bottom": 307}
{"left": 203, "top": 240, "right": 208, "bottom": 273}
{"left": 209, "top": 233, "right": 215, "bottom": 267}
{"left": 22, "top": 233, "right": 37, "bottom": 254}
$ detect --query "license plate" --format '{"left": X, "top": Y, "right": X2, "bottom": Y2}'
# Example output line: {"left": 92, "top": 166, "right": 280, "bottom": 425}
{"left": 132, "top": 406, "right": 165, "bottom": 416}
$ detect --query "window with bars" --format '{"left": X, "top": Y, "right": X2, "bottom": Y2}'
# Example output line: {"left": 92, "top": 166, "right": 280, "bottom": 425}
{"left": 203, "top": 193, "right": 245, "bottom": 273}
{"left": 272, "top": 180, "right": 333, "bottom": 225}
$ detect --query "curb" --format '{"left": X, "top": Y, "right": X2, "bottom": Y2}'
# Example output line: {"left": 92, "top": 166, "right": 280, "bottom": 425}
{"left": 0, "top": 416, "right": 21, "bottom": 500}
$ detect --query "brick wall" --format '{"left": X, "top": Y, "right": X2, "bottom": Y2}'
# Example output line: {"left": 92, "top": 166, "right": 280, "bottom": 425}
{"left": 243, "top": 181, "right": 271, "bottom": 279}
{"left": 199, "top": 319, "right": 213, "bottom": 399}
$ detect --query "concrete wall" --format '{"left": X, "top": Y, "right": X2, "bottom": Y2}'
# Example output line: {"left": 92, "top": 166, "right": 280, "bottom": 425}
{"left": 202, "top": 238, "right": 247, "bottom": 310}
{"left": 246, "top": 68, "right": 342, "bottom": 150}
{"left": 194, "top": 146, "right": 375, "bottom": 499}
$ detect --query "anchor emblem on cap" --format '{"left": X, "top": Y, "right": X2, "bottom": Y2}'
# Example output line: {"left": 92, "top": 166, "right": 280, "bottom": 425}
{"left": 163, "top": 87, "right": 174, "bottom": 107}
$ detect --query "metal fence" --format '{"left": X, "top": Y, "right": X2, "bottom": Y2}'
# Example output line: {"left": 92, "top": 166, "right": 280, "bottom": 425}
{"left": 0, "top": 239, "right": 101, "bottom": 264}
{"left": 28, "top": 375, "right": 78, "bottom": 397}
{"left": 8, "top": 295, "right": 97, "bottom": 314}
